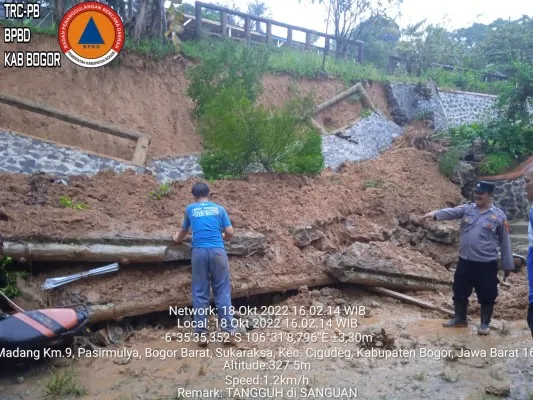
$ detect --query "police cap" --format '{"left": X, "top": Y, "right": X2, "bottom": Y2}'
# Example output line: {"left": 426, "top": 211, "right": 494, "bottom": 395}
{"left": 474, "top": 181, "right": 495, "bottom": 193}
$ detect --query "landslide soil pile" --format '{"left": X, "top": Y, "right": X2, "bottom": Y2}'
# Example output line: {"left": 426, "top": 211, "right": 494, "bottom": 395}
{"left": 1, "top": 147, "right": 468, "bottom": 319}
{"left": 0, "top": 31, "right": 390, "bottom": 161}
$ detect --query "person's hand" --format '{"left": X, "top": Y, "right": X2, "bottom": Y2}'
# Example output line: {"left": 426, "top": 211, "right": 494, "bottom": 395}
{"left": 423, "top": 211, "right": 436, "bottom": 220}
{"left": 171, "top": 231, "right": 181, "bottom": 244}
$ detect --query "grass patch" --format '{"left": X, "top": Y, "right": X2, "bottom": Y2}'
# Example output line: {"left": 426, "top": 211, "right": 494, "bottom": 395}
{"left": 182, "top": 38, "right": 512, "bottom": 94}
{"left": 364, "top": 179, "right": 384, "bottom": 188}
{"left": 123, "top": 37, "right": 176, "bottom": 59}
{"left": 59, "top": 195, "right": 86, "bottom": 210}
{"left": 149, "top": 182, "right": 172, "bottom": 200}
{"left": 479, "top": 152, "right": 515, "bottom": 176}
{"left": 43, "top": 370, "right": 88, "bottom": 399}
{"left": 0, "top": 20, "right": 57, "bottom": 36}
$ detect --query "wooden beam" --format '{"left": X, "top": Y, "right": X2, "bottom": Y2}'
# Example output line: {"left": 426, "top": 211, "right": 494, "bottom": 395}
{"left": 88, "top": 276, "right": 336, "bottom": 323}
{"left": 310, "top": 118, "right": 328, "bottom": 136}
{"left": 0, "top": 93, "right": 150, "bottom": 143}
{"left": 315, "top": 83, "right": 378, "bottom": 115}
{"left": 132, "top": 136, "right": 150, "bottom": 166}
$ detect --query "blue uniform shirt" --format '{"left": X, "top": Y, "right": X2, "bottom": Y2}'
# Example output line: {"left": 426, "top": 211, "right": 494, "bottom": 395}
{"left": 182, "top": 201, "right": 231, "bottom": 248}
{"left": 527, "top": 208, "right": 533, "bottom": 304}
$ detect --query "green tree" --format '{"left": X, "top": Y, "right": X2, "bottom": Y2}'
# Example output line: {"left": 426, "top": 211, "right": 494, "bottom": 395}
{"left": 186, "top": 40, "right": 270, "bottom": 119}
{"left": 247, "top": 0, "right": 269, "bottom": 32}
{"left": 186, "top": 40, "right": 324, "bottom": 179}
{"left": 301, "top": 0, "right": 400, "bottom": 59}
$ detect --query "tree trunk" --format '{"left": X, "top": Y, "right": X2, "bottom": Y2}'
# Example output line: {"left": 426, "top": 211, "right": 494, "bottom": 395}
{"left": 53, "top": 0, "right": 65, "bottom": 24}
{"left": 119, "top": 0, "right": 126, "bottom": 20}
{"left": 132, "top": 0, "right": 148, "bottom": 42}
{"left": 127, "top": 0, "right": 133, "bottom": 21}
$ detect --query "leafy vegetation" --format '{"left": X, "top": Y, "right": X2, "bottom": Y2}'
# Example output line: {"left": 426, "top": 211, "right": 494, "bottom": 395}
{"left": 0, "top": 255, "right": 27, "bottom": 299}
{"left": 438, "top": 146, "right": 467, "bottom": 177}
{"left": 59, "top": 195, "right": 86, "bottom": 210}
{"left": 150, "top": 183, "right": 172, "bottom": 199}
{"left": 478, "top": 153, "right": 515, "bottom": 176}
{"left": 186, "top": 40, "right": 270, "bottom": 119}
{"left": 187, "top": 40, "right": 324, "bottom": 180}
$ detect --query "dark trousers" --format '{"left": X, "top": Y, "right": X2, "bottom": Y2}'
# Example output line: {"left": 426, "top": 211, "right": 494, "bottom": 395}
{"left": 453, "top": 258, "right": 499, "bottom": 307}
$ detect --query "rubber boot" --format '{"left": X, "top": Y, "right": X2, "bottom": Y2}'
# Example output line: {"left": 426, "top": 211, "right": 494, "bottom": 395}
{"left": 477, "top": 304, "right": 493, "bottom": 335}
{"left": 442, "top": 302, "right": 468, "bottom": 327}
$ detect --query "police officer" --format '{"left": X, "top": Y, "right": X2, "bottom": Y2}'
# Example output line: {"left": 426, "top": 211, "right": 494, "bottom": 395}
{"left": 423, "top": 181, "right": 514, "bottom": 335}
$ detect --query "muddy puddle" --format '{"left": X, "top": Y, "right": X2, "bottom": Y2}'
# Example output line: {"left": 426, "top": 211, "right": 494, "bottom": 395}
{"left": 2, "top": 287, "right": 533, "bottom": 400}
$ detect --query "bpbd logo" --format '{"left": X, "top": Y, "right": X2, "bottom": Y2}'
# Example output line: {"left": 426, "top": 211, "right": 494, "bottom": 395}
{"left": 58, "top": 1, "right": 124, "bottom": 68}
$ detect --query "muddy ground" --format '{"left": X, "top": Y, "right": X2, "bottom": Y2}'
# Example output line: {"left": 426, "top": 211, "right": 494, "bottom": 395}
{"left": 1, "top": 287, "right": 533, "bottom": 400}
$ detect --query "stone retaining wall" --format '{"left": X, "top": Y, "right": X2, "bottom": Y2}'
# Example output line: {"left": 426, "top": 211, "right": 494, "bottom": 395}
{"left": 437, "top": 90, "right": 497, "bottom": 127}
{"left": 0, "top": 130, "right": 203, "bottom": 182}
{"left": 491, "top": 177, "right": 529, "bottom": 221}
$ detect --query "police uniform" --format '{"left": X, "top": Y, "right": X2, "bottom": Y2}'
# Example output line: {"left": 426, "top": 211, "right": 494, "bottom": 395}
{"left": 527, "top": 206, "right": 533, "bottom": 337}
{"left": 434, "top": 181, "right": 514, "bottom": 334}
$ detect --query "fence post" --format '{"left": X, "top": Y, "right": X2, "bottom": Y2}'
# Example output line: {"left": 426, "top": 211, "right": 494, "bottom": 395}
{"left": 221, "top": 10, "right": 227, "bottom": 36}
{"left": 324, "top": 36, "right": 330, "bottom": 56}
{"left": 244, "top": 16, "right": 251, "bottom": 43}
{"left": 287, "top": 27, "right": 293, "bottom": 47}
{"left": 305, "top": 31, "right": 312, "bottom": 50}
{"left": 266, "top": 22, "right": 272, "bottom": 45}
{"left": 195, "top": 2, "right": 202, "bottom": 37}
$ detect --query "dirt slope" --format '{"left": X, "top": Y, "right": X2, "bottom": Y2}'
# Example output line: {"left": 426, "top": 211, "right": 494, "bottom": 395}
{"left": 1, "top": 146, "right": 462, "bottom": 317}
{"left": 0, "top": 30, "right": 390, "bottom": 162}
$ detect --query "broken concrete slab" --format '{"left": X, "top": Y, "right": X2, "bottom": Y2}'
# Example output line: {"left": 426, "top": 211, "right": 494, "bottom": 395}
{"left": 324, "top": 242, "right": 453, "bottom": 291}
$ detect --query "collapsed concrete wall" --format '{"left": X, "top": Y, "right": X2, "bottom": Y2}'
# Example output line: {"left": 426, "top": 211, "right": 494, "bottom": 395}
{"left": 385, "top": 82, "right": 498, "bottom": 130}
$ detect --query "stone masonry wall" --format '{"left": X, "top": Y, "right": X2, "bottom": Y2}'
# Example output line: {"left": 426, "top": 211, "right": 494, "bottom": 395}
{"left": 492, "top": 177, "right": 530, "bottom": 221}
{"left": 437, "top": 90, "right": 497, "bottom": 127}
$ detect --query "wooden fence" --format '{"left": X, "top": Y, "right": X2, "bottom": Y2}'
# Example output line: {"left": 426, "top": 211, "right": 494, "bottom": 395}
{"left": 186, "top": 1, "right": 364, "bottom": 63}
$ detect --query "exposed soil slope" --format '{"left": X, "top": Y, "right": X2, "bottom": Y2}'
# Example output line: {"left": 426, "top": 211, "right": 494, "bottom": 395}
{"left": 1, "top": 146, "right": 465, "bottom": 320}
{"left": 0, "top": 31, "right": 390, "bottom": 162}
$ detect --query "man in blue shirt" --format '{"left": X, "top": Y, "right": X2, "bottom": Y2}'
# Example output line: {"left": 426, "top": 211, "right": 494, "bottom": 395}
{"left": 523, "top": 165, "right": 533, "bottom": 337}
{"left": 172, "top": 182, "right": 236, "bottom": 346}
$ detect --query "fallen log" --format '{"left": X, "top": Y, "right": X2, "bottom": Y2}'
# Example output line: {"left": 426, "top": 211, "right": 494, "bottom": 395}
{"left": 3, "top": 231, "right": 266, "bottom": 263}
{"left": 315, "top": 83, "right": 378, "bottom": 114}
{"left": 367, "top": 287, "right": 454, "bottom": 316}
{"left": 87, "top": 276, "right": 336, "bottom": 323}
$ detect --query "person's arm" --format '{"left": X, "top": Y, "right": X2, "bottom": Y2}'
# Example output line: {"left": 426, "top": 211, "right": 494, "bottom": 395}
{"left": 498, "top": 218, "right": 514, "bottom": 271}
{"left": 423, "top": 205, "right": 467, "bottom": 221}
{"left": 172, "top": 212, "right": 190, "bottom": 244}
{"left": 220, "top": 207, "right": 233, "bottom": 242}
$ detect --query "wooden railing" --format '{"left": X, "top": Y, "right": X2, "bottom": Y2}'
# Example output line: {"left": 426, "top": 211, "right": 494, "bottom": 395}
{"left": 192, "top": 1, "right": 364, "bottom": 63}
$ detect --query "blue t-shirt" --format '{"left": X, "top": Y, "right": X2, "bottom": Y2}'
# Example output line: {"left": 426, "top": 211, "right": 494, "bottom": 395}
{"left": 182, "top": 201, "right": 231, "bottom": 248}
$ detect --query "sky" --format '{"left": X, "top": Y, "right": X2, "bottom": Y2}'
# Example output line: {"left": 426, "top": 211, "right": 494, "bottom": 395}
{"left": 178, "top": 0, "right": 533, "bottom": 33}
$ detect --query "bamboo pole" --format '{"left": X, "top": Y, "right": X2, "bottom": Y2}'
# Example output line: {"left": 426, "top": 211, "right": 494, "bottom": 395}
{"left": 315, "top": 83, "right": 378, "bottom": 114}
